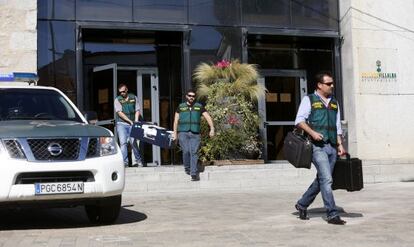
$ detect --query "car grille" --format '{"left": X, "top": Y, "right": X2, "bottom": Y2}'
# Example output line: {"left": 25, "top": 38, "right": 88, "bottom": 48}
{"left": 27, "top": 138, "right": 80, "bottom": 161}
{"left": 15, "top": 171, "right": 95, "bottom": 184}
{"left": 86, "top": 138, "right": 98, "bottom": 157}
{"left": 3, "top": 139, "right": 26, "bottom": 159}
{"left": 2, "top": 137, "right": 106, "bottom": 161}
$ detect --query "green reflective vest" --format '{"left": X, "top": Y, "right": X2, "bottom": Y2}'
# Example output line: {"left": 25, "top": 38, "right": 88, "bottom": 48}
{"left": 177, "top": 102, "right": 203, "bottom": 133}
{"left": 116, "top": 93, "right": 136, "bottom": 123}
{"left": 308, "top": 94, "right": 338, "bottom": 145}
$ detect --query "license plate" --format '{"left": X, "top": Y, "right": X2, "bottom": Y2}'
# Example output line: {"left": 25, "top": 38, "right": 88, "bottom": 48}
{"left": 35, "top": 182, "right": 84, "bottom": 195}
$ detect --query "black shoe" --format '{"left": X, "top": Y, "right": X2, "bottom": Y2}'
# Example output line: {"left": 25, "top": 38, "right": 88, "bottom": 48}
{"left": 130, "top": 163, "right": 138, "bottom": 167}
{"left": 185, "top": 170, "right": 190, "bottom": 175}
{"left": 327, "top": 216, "right": 346, "bottom": 225}
{"left": 191, "top": 175, "right": 200, "bottom": 181}
{"left": 295, "top": 204, "right": 309, "bottom": 220}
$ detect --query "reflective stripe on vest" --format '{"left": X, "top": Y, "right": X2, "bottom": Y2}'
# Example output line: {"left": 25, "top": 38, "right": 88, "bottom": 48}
{"left": 308, "top": 94, "right": 338, "bottom": 145}
{"left": 177, "top": 102, "right": 202, "bottom": 133}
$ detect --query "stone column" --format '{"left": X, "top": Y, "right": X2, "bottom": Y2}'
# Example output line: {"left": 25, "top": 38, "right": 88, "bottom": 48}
{"left": 340, "top": 0, "right": 414, "bottom": 182}
{"left": 0, "top": 0, "right": 37, "bottom": 73}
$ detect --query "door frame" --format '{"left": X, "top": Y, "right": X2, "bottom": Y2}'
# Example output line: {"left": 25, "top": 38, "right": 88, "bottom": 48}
{"left": 117, "top": 66, "right": 161, "bottom": 166}
{"left": 117, "top": 66, "right": 159, "bottom": 124}
{"left": 92, "top": 65, "right": 161, "bottom": 166}
{"left": 258, "top": 69, "right": 307, "bottom": 162}
{"left": 76, "top": 24, "right": 190, "bottom": 110}
{"left": 92, "top": 63, "right": 118, "bottom": 126}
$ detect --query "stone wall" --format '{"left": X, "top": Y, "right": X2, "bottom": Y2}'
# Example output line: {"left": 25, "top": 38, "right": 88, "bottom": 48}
{"left": 340, "top": 0, "right": 414, "bottom": 182}
{"left": 0, "top": 0, "right": 37, "bottom": 73}
{"left": 340, "top": 0, "right": 414, "bottom": 160}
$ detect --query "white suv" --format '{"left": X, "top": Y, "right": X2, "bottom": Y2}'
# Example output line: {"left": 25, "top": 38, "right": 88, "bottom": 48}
{"left": 0, "top": 73, "right": 124, "bottom": 224}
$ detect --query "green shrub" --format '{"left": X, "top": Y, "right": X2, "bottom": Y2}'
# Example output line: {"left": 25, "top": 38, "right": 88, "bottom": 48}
{"left": 194, "top": 60, "right": 266, "bottom": 162}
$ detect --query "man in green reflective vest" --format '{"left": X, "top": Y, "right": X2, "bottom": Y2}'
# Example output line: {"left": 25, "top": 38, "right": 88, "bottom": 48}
{"left": 294, "top": 71, "right": 347, "bottom": 225}
{"left": 172, "top": 89, "right": 215, "bottom": 181}
{"left": 114, "top": 84, "right": 142, "bottom": 167}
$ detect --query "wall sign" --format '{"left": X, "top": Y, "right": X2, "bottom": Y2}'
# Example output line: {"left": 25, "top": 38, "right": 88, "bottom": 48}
{"left": 361, "top": 60, "right": 397, "bottom": 81}
{"left": 358, "top": 48, "right": 399, "bottom": 94}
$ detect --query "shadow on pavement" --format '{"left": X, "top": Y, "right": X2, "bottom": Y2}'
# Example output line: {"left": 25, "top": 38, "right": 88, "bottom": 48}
{"left": 292, "top": 206, "right": 364, "bottom": 220}
{"left": 0, "top": 205, "right": 147, "bottom": 230}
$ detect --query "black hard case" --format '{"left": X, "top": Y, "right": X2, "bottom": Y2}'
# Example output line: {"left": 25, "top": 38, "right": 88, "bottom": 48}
{"left": 283, "top": 131, "right": 313, "bottom": 169}
{"left": 332, "top": 154, "right": 364, "bottom": 192}
{"left": 130, "top": 121, "right": 174, "bottom": 149}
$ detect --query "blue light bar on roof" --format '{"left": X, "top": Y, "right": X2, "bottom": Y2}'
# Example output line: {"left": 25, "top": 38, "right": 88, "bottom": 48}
{"left": 0, "top": 73, "right": 14, "bottom": 81}
{"left": 0, "top": 72, "right": 38, "bottom": 82}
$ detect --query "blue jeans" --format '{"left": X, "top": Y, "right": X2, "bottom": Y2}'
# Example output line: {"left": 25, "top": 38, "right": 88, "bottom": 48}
{"left": 297, "top": 143, "right": 338, "bottom": 219}
{"left": 178, "top": 132, "right": 200, "bottom": 176}
{"left": 116, "top": 122, "right": 141, "bottom": 166}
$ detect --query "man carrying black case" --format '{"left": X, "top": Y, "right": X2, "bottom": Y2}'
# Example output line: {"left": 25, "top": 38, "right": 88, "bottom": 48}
{"left": 332, "top": 154, "right": 364, "bottom": 192}
{"left": 293, "top": 71, "right": 347, "bottom": 225}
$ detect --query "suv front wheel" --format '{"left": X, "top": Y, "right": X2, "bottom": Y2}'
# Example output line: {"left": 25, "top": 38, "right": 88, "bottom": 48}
{"left": 85, "top": 195, "right": 121, "bottom": 224}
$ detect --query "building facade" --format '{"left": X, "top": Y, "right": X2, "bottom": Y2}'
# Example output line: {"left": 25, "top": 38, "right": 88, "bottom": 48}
{"left": 340, "top": 0, "right": 414, "bottom": 182}
{"left": 1, "top": 0, "right": 413, "bottom": 182}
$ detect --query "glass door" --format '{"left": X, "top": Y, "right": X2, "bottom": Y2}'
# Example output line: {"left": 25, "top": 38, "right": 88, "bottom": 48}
{"left": 92, "top": 63, "right": 117, "bottom": 131}
{"left": 92, "top": 65, "right": 161, "bottom": 166}
{"left": 136, "top": 68, "right": 160, "bottom": 166}
{"left": 258, "top": 70, "right": 307, "bottom": 162}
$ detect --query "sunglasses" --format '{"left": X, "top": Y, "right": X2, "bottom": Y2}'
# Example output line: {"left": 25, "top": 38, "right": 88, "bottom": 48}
{"left": 187, "top": 94, "right": 196, "bottom": 98}
{"left": 119, "top": 90, "right": 127, "bottom": 94}
{"left": 321, "top": 82, "right": 334, "bottom": 86}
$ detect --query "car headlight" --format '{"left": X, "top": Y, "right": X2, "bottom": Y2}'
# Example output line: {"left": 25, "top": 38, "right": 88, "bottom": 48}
{"left": 99, "top": 137, "right": 117, "bottom": 156}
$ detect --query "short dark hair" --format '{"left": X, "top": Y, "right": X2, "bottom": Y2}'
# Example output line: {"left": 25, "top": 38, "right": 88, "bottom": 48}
{"left": 186, "top": 88, "right": 196, "bottom": 95}
{"left": 118, "top": 83, "right": 127, "bottom": 90}
{"left": 314, "top": 71, "right": 333, "bottom": 84}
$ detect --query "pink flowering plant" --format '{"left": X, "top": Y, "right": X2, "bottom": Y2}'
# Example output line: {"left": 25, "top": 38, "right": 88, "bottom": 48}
{"left": 193, "top": 59, "right": 266, "bottom": 162}
{"left": 215, "top": 60, "right": 231, "bottom": 69}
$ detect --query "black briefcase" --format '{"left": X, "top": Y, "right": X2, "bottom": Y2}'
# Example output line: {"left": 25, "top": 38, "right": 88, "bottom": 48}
{"left": 332, "top": 154, "right": 364, "bottom": 192}
{"left": 130, "top": 121, "right": 174, "bottom": 149}
{"left": 283, "top": 130, "right": 313, "bottom": 169}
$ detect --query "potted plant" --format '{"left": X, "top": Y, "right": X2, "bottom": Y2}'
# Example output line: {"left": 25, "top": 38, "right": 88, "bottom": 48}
{"left": 194, "top": 59, "right": 266, "bottom": 163}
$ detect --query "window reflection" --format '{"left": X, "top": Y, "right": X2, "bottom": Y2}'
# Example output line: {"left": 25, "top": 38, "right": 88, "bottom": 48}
{"left": 36, "top": 0, "right": 340, "bottom": 30}
{"left": 242, "top": 0, "right": 290, "bottom": 27}
{"left": 76, "top": 0, "right": 133, "bottom": 21}
{"left": 85, "top": 43, "right": 155, "bottom": 53}
{"left": 38, "top": 0, "right": 75, "bottom": 20}
{"left": 189, "top": 0, "right": 240, "bottom": 26}
{"left": 242, "top": 0, "right": 338, "bottom": 31}
{"left": 37, "top": 21, "right": 77, "bottom": 102}
{"left": 134, "top": 0, "right": 187, "bottom": 23}
{"left": 248, "top": 35, "right": 295, "bottom": 69}
{"left": 190, "top": 26, "right": 242, "bottom": 82}
{"left": 83, "top": 29, "right": 158, "bottom": 67}
{"left": 291, "top": 0, "right": 338, "bottom": 29}
{"left": 248, "top": 35, "right": 334, "bottom": 92}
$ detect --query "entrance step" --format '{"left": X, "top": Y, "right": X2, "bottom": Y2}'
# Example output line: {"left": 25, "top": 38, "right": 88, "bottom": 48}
{"left": 124, "top": 163, "right": 317, "bottom": 193}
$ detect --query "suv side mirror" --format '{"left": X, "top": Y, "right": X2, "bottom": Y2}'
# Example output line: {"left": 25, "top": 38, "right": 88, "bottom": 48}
{"left": 83, "top": 111, "right": 98, "bottom": 125}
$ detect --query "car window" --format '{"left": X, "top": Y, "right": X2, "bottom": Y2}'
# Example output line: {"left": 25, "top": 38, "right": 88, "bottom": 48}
{"left": 0, "top": 88, "right": 83, "bottom": 122}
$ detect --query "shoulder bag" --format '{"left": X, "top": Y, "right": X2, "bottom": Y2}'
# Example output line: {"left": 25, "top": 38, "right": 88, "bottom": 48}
{"left": 283, "top": 129, "right": 313, "bottom": 169}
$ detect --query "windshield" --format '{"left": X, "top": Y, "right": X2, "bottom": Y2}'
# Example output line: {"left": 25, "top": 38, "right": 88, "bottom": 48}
{"left": 0, "top": 88, "right": 83, "bottom": 122}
